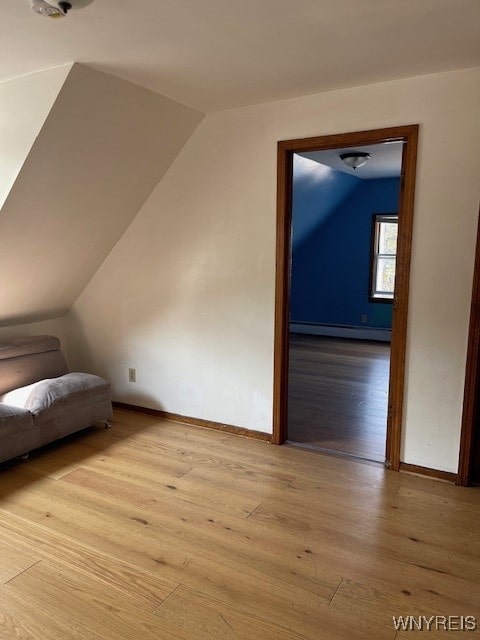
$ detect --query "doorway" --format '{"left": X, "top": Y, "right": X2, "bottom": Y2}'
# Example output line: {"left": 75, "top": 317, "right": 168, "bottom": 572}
{"left": 273, "top": 125, "right": 419, "bottom": 471}
{"left": 287, "top": 144, "right": 401, "bottom": 462}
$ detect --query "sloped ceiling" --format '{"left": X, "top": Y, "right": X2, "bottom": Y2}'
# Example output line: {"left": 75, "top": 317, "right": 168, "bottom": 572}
{"left": 0, "top": 64, "right": 203, "bottom": 325}
{"left": 0, "top": 64, "right": 71, "bottom": 209}
{"left": 292, "top": 154, "right": 360, "bottom": 248}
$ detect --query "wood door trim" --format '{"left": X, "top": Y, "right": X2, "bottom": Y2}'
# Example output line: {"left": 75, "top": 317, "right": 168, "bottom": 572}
{"left": 386, "top": 125, "right": 418, "bottom": 469}
{"left": 458, "top": 209, "right": 480, "bottom": 486}
{"left": 273, "top": 125, "right": 419, "bottom": 472}
{"left": 272, "top": 144, "right": 293, "bottom": 444}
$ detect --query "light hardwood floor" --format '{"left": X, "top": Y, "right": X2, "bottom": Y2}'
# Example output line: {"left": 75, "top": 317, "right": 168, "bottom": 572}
{"left": 0, "top": 408, "right": 479, "bottom": 639}
{"left": 288, "top": 335, "right": 390, "bottom": 462}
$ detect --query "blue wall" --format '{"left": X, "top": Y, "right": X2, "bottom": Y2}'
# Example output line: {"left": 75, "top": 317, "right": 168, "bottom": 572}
{"left": 291, "top": 155, "right": 359, "bottom": 248}
{"left": 290, "top": 172, "right": 401, "bottom": 329}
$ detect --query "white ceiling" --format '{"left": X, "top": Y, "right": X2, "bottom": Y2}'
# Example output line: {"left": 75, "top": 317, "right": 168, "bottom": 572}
{"left": 299, "top": 142, "right": 404, "bottom": 180}
{"left": 1, "top": 0, "right": 480, "bottom": 112}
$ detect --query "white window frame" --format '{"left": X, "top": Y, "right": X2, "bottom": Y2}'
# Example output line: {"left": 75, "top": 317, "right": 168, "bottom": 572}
{"left": 370, "top": 214, "right": 398, "bottom": 302}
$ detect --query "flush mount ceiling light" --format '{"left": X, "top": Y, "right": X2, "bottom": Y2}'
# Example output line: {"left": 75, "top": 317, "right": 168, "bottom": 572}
{"left": 30, "top": 0, "right": 94, "bottom": 18}
{"left": 340, "top": 151, "right": 371, "bottom": 170}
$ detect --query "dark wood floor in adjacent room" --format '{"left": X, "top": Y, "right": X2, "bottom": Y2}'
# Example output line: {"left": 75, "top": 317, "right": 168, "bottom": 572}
{"left": 287, "top": 334, "right": 390, "bottom": 462}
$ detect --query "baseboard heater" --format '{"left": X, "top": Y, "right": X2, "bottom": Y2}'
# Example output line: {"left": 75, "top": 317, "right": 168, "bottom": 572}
{"left": 290, "top": 322, "right": 391, "bottom": 342}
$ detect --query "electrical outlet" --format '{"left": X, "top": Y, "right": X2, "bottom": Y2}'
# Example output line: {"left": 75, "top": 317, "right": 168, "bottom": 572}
{"left": 361, "top": 314, "right": 368, "bottom": 324}
{"left": 128, "top": 368, "right": 136, "bottom": 383}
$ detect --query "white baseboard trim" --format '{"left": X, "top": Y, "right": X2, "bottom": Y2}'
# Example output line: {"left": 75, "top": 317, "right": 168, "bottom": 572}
{"left": 290, "top": 323, "right": 391, "bottom": 342}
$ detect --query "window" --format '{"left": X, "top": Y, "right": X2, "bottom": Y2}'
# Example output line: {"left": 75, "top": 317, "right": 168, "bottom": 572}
{"left": 370, "top": 214, "right": 398, "bottom": 302}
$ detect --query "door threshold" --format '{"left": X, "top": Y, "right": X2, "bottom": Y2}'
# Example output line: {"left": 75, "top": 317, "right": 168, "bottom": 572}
{"left": 286, "top": 439, "right": 386, "bottom": 467}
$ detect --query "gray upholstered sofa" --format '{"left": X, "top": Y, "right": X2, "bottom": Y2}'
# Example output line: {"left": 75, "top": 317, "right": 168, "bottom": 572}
{"left": 0, "top": 335, "right": 112, "bottom": 464}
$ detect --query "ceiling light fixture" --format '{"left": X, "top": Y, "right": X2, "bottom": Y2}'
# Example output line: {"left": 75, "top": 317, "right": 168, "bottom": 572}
{"left": 340, "top": 151, "right": 371, "bottom": 170}
{"left": 30, "top": 0, "right": 94, "bottom": 18}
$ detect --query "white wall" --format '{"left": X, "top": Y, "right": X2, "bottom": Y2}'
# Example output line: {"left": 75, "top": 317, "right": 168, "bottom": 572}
{"left": 0, "top": 65, "right": 71, "bottom": 210}
{"left": 68, "top": 67, "right": 480, "bottom": 473}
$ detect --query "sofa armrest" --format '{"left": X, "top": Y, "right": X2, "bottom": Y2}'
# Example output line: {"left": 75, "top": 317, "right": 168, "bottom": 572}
{"left": 24, "top": 372, "right": 110, "bottom": 419}
{"left": 0, "top": 382, "right": 40, "bottom": 409}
